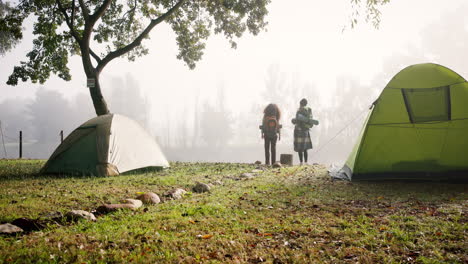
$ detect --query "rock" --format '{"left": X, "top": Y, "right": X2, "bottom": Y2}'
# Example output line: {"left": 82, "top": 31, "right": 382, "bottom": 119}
{"left": 65, "top": 210, "right": 97, "bottom": 222}
{"left": 240, "top": 173, "right": 254, "bottom": 179}
{"left": 11, "top": 217, "right": 46, "bottom": 232}
{"left": 272, "top": 162, "right": 283, "bottom": 168}
{"left": 211, "top": 180, "right": 223, "bottom": 186}
{"left": 192, "top": 182, "right": 211, "bottom": 193}
{"left": 164, "top": 188, "right": 187, "bottom": 200}
{"left": 136, "top": 192, "right": 161, "bottom": 205}
{"left": 0, "top": 223, "right": 23, "bottom": 235}
{"left": 95, "top": 204, "right": 138, "bottom": 214}
{"left": 123, "top": 199, "right": 143, "bottom": 208}
{"left": 223, "top": 175, "right": 241, "bottom": 181}
{"left": 254, "top": 161, "right": 262, "bottom": 165}
{"left": 40, "top": 211, "right": 64, "bottom": 221}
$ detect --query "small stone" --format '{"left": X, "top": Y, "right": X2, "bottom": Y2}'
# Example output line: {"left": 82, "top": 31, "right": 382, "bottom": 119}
{"left": 136, "top": 192, "right": 161, "bottom": 205}
{"left": 211, "top": 180, "right": 223, "bottom": 186}
{"left": 0, "top": 223, "right": 23, "bottom": 235}
{"left": 11, "top": 218, "right": 46, "bottom": 232}
{"left": 95, "top": 204, "right": 137, "bottom": 214}
{"left": 222, "top": 175, "right": 241, "bottom": 181}
{"left": 240, "top": 173, "right": 254, "bottom": 179}
{"left": 123, "top": 199, "right": 143, "bottom": 208}
{"left": 40, "top": 211, "right": 64, "bottom": 221}
{"left": 254, "top": 161, "right": 262, "bottom": 165}
{"left": 66, "top": 210, "right": 97, "bottom": 222}
{"left": 272, "top": 162, "right": 283, "bottom": 168}
{"left": 164, "top": 188, "right": 187, "bottom": 200}
{"left": 192, "top": 182, "right": 211, "bottom": 193}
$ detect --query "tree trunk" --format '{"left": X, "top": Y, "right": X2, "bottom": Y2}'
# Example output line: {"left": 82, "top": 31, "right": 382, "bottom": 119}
{"left": 88, "top": 73, "right": 110, "bottom": 116}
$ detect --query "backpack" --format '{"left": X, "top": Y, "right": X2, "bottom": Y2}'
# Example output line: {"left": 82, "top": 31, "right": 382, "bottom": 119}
{"left": 262, "top": 115, "right": 280, "bottom": 137}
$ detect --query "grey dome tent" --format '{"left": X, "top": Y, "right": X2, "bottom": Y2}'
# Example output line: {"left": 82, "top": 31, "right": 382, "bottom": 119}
{"left": 41, "top": 114, "right": 169, "bottom": 176}
{"left": 336, "top": 63, "right": 468, "bottom": 181}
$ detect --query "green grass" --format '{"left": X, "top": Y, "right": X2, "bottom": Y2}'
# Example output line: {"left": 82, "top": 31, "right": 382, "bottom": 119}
{"left": 0, "top": 160, "right": 466, "bottom": 263}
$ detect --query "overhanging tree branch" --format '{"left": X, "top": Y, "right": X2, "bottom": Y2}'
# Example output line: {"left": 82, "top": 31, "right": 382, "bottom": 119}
{"left": 89, "top": 0, "right": 112, "bottom": 24}
{"left": 56, "top": 0, "right": 79, "bottom": 40}
{"left": 96, "top": 0, "right": 186, "bottom": 73}
{"left": 116, "top": 0, "right": 138, "bottom": 29}
{"left": 89, "top": 49, "right": 102, "bottom": 64}
{"left": 56, "top": 0, "right": 101, "bottom": 64}
{"left": 81, "top": 0, "right": 111, "bottom": 52}
{"left": 71, "top": 0, "right": 75, "bottom": 29}
{"left": 77, "top": 0, "right": 89, "bottom": 20}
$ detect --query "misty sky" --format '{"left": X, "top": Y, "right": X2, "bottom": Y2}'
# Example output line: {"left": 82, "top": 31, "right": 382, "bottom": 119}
{"left": 1, "top": 0, "right": 468, "bottom": 163}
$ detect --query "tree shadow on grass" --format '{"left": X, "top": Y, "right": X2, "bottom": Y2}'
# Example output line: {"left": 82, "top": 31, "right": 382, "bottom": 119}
{"left": 0, "top": 159, "right": 165, "bottom": 181}
{"left": 336, "top": 179, "right": 468, "bottom": 204}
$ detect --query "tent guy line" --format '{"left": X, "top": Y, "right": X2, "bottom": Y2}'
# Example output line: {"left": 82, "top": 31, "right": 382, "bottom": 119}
{"left": 311, "top": 106, "right": 370, "bottom": 159}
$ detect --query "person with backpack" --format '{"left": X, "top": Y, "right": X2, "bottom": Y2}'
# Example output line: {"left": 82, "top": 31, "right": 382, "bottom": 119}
{"left": 292, "top": 98, "right": 318, "bottom": 165}
{"left": 260, "top": 103, "right": 281, "bottom": 165}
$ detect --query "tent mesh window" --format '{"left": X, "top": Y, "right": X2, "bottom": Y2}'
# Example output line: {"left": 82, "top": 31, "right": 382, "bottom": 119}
{"left": 402, "top": 86, "right": 451, "bottom": 123}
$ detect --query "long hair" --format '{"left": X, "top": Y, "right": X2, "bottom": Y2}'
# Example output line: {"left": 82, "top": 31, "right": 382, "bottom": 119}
{"left": 263, "top": 103, "right": 281, "bottom": 121}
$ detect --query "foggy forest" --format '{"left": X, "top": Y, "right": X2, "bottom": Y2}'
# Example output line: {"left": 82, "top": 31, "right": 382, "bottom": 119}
{"left": 1, "top": 1, "right": 468, "bottom": 166}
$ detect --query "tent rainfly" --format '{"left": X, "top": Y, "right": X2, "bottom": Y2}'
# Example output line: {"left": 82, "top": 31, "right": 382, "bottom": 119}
{"left": 336, "top": 63, "right": 468, "bottom": 181}
{"left": 41, "top": 114, "right": 169, "bottom": 176}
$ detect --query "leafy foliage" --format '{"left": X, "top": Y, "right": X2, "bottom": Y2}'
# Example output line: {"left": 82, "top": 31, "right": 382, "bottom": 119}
{"left": 3, "top": 0, "right": 271, "bottom": 85}
{"left": 0, "top": 0, "right": 22, "bottom": 55}
{"left": 348, "top": 0, "right": 390, "bottom": 29}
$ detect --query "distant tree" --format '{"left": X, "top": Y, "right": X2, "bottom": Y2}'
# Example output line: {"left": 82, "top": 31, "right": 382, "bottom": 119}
{"left": 200, "top": 86, "right": 233, "bottom": 147}
{"left": 191, "top": 89, "right": 201, "bottom": 148}
{"left": 2, "top": 0, "right": 271, "bottom": 116}
{"left": 27, "top": 88, "right": 76, "bottom": 143}
{"left": 0, "top": 98, "right": 30, "bottom": 140}
{"left": 0, "top": 0, "right": 20, "bottom": 55}
{"left": 108, "top": 74, "right": 150, "bottom": 128}
{"left": 419, "top": 5, "right": 468, "bottom": 71}
{"left": 177, "top": 107, "right": 189, "bottom": 148}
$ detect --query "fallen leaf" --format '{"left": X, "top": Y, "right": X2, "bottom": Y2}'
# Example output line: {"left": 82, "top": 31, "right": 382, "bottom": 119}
{"left": 257, "top": 233, "right": 273, "bottom": 237}
{"left": 197, "top": 234, "right": 213, "bottom": 239}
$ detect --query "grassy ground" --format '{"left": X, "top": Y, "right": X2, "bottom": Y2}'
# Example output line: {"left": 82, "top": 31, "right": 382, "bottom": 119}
{"left": 0, "top": 160, "right": 466, "bottom": 263}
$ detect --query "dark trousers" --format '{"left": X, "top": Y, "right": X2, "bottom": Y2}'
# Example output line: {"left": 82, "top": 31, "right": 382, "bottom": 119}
{"left": 298, "top": 150, "right": 308, "bottom": 163}
{"left": 264, "top": 136, "right": 277, "bottom": 165}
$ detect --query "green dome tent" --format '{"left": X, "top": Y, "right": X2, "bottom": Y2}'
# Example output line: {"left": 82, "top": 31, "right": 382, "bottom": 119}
{"left": 337, "top": 63, "right": 468, "bottom": 181}
{"left": 41, "top": 114, "right": 169, "bottom": 176}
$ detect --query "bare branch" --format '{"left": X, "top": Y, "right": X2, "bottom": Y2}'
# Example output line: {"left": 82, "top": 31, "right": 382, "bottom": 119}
{"left": 97, "top": 0, "right": 186, "bottom": 73}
